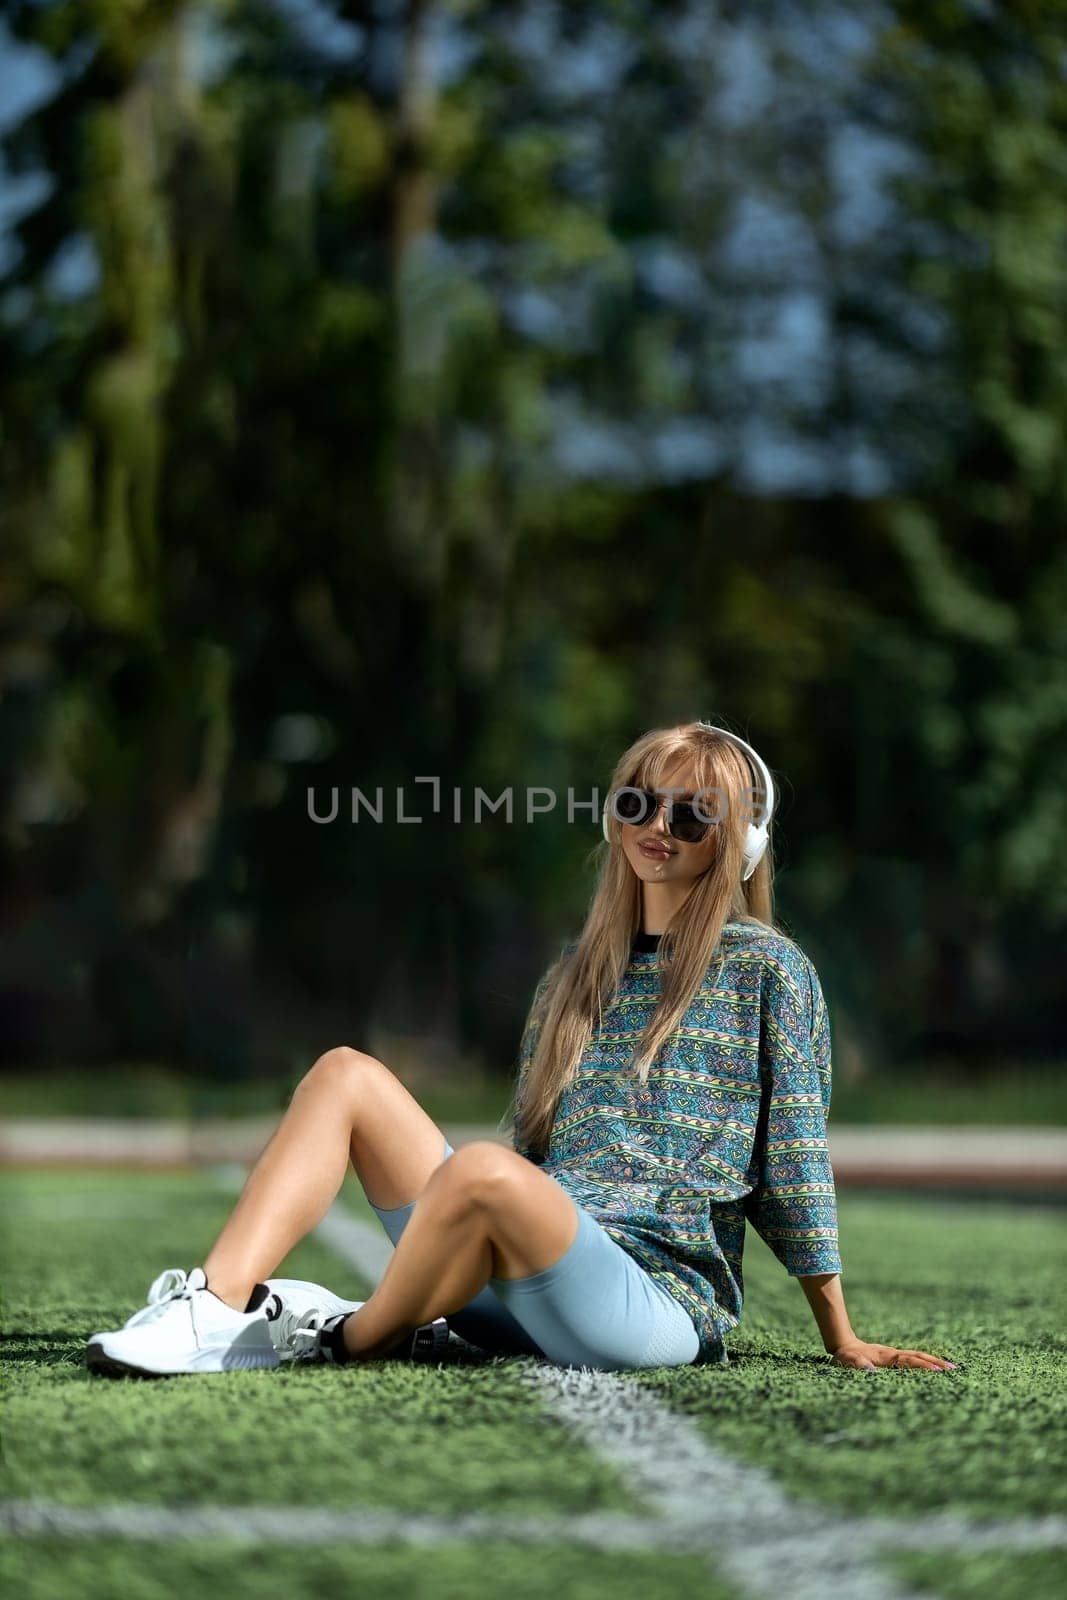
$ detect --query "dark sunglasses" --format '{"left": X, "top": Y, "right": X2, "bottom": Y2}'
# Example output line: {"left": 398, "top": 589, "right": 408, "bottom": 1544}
{"left": 608, "top": 787, "right": 721, "bottom": 845}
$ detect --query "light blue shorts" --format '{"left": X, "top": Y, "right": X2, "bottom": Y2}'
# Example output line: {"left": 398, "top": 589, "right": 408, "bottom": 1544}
{"left": 368, "top": 1137, "right": 700, "bottom": 1372}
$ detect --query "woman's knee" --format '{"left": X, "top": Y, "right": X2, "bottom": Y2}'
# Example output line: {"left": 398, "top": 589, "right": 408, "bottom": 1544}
{"left": 296, "top": 1045, "right": 389, "bottom": 1106}
{"left": 432, "top": 1140, "right": 526, "bottom": 1212}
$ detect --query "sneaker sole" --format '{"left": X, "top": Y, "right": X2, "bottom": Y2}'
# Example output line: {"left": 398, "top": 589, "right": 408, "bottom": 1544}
{"left": 86, "top": 1342, "right": 169, "bottom": 1380}
{"left": 85, "top": 1340, "right": 280, "bottom": 1378}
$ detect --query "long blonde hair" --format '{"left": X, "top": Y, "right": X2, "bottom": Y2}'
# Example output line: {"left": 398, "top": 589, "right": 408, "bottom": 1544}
{"left": 503, "top": 720, "right": 784, "bottom": 1159}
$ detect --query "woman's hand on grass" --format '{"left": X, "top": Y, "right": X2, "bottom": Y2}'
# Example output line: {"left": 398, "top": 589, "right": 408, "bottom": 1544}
{"left": 830, "top": 1338, "right": 957, "bottom": 1372}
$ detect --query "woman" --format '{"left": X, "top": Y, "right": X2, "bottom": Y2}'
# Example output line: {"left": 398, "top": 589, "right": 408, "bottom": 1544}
{"left": 86, "top": 720, "right": 956, "bottom": 1377}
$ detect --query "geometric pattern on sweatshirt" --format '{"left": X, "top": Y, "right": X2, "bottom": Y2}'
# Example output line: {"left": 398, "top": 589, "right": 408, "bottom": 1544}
{"left": 512, "top": 919, "right": 843, "bottom": 1366}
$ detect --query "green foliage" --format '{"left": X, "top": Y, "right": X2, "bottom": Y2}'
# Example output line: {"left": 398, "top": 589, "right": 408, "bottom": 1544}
{"left": 0, "top": 1, "right": 1064, "bottom": 1090}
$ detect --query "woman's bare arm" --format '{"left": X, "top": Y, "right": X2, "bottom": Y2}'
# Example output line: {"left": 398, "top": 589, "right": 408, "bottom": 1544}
{"left": 797, "top": 1272, "right": 957, "bottom": 1371}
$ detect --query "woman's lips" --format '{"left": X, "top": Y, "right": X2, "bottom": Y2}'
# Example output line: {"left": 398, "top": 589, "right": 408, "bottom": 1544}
{"left": 639, "top": 840, "right": 673, "bottom": 859}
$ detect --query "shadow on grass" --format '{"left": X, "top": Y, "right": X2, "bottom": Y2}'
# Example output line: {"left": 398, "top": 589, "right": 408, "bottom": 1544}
{"left": 0, "top": 1328, "right": 541, "bottom": 1377}
{"left": 0, "top": 1331, "right": 92, "bottom": 1369}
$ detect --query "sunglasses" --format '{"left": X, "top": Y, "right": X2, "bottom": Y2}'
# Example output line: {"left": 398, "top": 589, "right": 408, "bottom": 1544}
{"left": 608, "top": 787, "right": 721, "bottom": 845}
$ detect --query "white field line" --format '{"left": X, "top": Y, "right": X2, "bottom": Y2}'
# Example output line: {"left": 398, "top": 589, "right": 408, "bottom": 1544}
{"left": 0, "top": 1499, "right": 684, "bottom": 1551}
{"left": 2, "top": 1497, "right": 1065, "bottom": 1563}
{"left": 524, "top": 1366, "right": 1067, "bottom": 1597}
{"left": 3, "top": 1168, "right": 1064, "bottom": 1592}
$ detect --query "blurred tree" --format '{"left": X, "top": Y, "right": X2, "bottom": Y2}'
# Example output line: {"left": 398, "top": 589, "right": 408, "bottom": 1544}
{"left": 847, "top": 0, "right": 1067, "bottom": 1052}
{"left": 0, "top": 0, "right": 1063, "bottom": 1087}
{"left": 0, "top": 0, "right": 238, "bottom": 1065}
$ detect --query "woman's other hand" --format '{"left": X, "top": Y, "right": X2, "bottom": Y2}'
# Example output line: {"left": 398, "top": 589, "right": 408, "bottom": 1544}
{"left": 830, "top": 1337, "right": 957, "bottom": 1372}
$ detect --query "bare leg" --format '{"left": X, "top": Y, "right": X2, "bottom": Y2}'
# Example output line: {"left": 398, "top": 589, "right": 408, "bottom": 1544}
{"left": 202, "top": 1047, "right": 456, "bottom": 1310}
{"left": 340, "top": 1141, "right": 580, "bottom": 1361}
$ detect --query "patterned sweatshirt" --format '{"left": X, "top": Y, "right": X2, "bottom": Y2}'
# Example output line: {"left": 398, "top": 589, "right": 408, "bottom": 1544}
{"left": 511, "top": 918, "right": 843, "bottom": 1365}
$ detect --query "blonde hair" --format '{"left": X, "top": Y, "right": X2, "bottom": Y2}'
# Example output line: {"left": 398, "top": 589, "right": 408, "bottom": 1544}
{"left": 502, "top": 719, "right": 784, "bottom": 1159}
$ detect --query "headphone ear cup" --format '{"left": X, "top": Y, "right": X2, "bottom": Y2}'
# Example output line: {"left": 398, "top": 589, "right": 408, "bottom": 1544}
{"left": 741, "top": 823, "right": 768, "bottom": 880}
{"left": 695, "top": 721, "right": 776, "bottom": 873}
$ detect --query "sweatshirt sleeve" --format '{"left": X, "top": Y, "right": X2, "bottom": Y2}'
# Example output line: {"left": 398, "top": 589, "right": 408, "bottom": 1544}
{"left": 743, "top": 954, "right": 843, "bottom": 1276}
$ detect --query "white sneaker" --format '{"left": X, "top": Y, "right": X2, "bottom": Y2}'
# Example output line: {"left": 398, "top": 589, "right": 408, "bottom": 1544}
{"left": 85, "top": 1267, "right": 281, "bottom": 1377}
{"left": 262, "top": 1277, "right": 365, "bottom": 1362}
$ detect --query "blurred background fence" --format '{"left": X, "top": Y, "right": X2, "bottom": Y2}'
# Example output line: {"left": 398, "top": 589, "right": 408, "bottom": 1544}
{"left": 0, "top": 0, "right": 1064, "bottom": 1132}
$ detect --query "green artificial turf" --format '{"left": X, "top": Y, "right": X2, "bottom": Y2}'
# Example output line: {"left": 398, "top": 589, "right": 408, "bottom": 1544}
{"left": 635, "top": 1192, "right": 1067, "bottom": 1520}
{"left": 0, "top": 1537, "right": 730, "bottom": 1600}
{"left": 3, "top": 1167, "right": 1065, "bottom": 1600}
{"left": 884, "top": 1548, "right": 1066, "bottom": 1600}
{"left": 0, "top": 1171, "right": 638, "bottom": 1519}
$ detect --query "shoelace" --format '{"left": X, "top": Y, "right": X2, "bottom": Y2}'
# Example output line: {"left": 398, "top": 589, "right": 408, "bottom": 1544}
{"left": 270, "top": 1298, "right": 321, "bottom": 1355}
{"left": 290, "top": 1308, "right": 335, "bottom": 1363}
{"left": 122, "top": 1268, "right": 198, "bottom": 1330}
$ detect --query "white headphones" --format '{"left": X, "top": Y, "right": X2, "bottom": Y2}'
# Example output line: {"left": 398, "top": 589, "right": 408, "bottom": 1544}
{"left": 601, "top": 722, "right": 776, "bottom": 882}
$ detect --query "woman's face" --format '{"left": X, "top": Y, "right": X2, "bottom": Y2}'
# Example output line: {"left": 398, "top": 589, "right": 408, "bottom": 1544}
{"left": 617, "top": 764, "right": 720, "bottom": 892}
